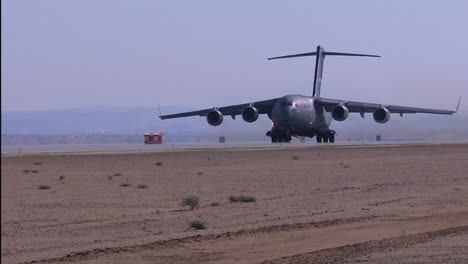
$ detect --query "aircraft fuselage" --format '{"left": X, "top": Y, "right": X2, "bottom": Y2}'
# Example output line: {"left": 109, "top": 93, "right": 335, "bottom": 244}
{"left": 160, "top": 45, "right": 458, "bottom": 144}
{"left": 270, "top": 94, "right": 332, "bottom": 138}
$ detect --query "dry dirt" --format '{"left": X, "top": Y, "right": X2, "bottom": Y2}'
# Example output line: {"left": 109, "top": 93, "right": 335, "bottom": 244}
{"left": 1, "top": 144, "right": 468, "bottom": 263}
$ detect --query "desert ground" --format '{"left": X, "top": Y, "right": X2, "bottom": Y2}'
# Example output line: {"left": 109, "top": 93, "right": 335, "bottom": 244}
{"left": 2, "top": 143, "right": 468, "bottom": 263}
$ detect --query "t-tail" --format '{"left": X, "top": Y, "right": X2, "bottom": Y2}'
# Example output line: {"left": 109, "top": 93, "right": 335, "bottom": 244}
{"left": 268, "top": 45, "right": 380, "bottom": 97}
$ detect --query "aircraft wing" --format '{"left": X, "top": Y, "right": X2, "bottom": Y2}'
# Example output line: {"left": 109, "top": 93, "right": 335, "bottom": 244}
{"left": 316, "top": 97, "right": 461, "bottom": 115}
{"left": 159, "top": 98, "right": 279, "bottom": 119}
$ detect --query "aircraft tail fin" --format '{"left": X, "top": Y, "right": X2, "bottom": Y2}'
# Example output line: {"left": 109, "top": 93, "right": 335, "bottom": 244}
{"left": 268, "top": 46, "right": 380, "bottom": 97}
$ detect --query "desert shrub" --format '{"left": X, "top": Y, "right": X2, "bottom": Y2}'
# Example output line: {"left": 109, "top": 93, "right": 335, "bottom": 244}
{"left": 339, "top": 162, "right": 351, "bottom": 168}
{"left": 190, "top": 220, "right": 207, "bottom": 230}
{"left": 23, "top": 169, "right": 30, "bottom": 173}
{"left": 210, "top": 202, "right": 220, "bottom": 206}
{"left": 136, "top": 184, "right": 148, "bottom": 189}
{"left": 113, "top": 172, "right": 122, "bottom": 176}
{"left": 400, "top": 231, "right": 410, "bottom": 248}
{"left": 196, "top": 172, "right": 203, "bottom": 175}
{"left": 240, "top": 196, "right": 256, "bottom": 203}
{"left": 120, "top": 183, "right": 132, "bottom": 187}
{"left": 229, "top": 195, "right": 256, "bottom": 203}
{"left": 182, "top": 195, "right": 200, "bottom": 210}
{"left": 108, "top": 176, "right": 113, "bottom": 180}
{"left": 34, "top": 162, "right": 43, "bottom": 165}
{"left": 229, "top": 195, "right": 237, "bottom": 203}
{"left": 37, "top": 185, "right": 51, "bottom": 190}
{"left": 31, "top": 170, "right": 39, "bottom": 173}
{"left": 291, "top": 156, "right": 300, "bottom": 160}
{"left": 58, "top": 175, "right": 65, "bottom": 180}
{"left": 155, "top": 162, "right": 163, "bottom": 166}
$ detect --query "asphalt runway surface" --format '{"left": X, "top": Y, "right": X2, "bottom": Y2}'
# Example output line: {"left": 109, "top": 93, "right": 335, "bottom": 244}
{"left": 2, "top": 139, "right": 467, "bottom": 155}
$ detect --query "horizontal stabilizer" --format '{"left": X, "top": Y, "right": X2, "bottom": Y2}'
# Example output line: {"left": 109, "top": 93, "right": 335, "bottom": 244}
{"left": 268, "top": 51, "right": 380, "bottom": 60}
{"left": 323, "top": 52, "right": 380, "bottom": 58}
{"left": 268, "top": 52, "right": 318, "bottom": 60}
{"left": 268, "top": 45, "right": 380, "bottom": 97}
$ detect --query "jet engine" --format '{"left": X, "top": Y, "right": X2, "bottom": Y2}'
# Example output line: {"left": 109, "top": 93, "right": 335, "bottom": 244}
{"left": 242, "top": 106, "right": 259, "bottom": 123}
{"left": 331, "top": 105, "right": 349, "bottom": 121}
{"left": 206, "top": 109, "right": 223, "bottom": 126}
{"left": 373, "top": 107, "right": 391, "bottom": 123}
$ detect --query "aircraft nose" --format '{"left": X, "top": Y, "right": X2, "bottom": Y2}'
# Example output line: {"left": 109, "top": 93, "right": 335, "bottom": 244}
{"left": 282, "top": 104, "right": 292, "bottom": 114}
{"left": 280, "top": 103, "right": 295, "bottom": 121}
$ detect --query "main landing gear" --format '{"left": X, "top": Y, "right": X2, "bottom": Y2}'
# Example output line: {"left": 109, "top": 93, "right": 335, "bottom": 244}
{"left": 266, "top": 127, "right": 292, "bottom": 143}
{"left": 316, "top": 131, "right": 335, "bottom": 143}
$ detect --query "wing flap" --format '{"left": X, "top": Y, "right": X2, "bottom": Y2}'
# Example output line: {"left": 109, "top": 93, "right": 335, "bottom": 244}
{"left": 159, "top": 98, "right": 279, "bottom": 120}
{"left": 316, "top": 97, "right": 456, "bottom": 115}
{"left": 159, "top": 109, "right": 209, "bottom": 120}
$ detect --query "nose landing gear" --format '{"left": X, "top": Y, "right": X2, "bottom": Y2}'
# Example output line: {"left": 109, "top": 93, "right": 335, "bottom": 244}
{"left": 316, "top": 131, "right": 335, "bottom": 143}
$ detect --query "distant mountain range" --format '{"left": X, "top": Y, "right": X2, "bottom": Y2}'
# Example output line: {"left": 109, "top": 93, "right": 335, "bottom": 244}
{"left": 2, "top": 106, "right": 468, "bottom": 145}
{"left": 2, "top": 106, "right": 196, "bottom": 134}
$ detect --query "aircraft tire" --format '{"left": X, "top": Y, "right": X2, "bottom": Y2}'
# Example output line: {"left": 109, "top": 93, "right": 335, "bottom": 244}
{"left": 316, "top": 135, "right": 322, "bottom": 143}
{"left": 329, "top": 133, "right": 335, "bottom": 143}
{"left": 271, "top": 135, "right": 278, "bottom": 143}
{"left": 323, "top": 136, "right": 329, "bottom": 143}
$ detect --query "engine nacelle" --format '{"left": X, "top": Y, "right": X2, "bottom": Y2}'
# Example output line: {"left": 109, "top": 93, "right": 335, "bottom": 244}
{"left": 331, "top": 105, "right": 349, "bottom": 121}
{"left": 206, "top": 109, "right": 223, "bottom": 126}
{"left": 373, "top": 107, "right": 391, "bottom": 123}
{"left": 242, "top": 106, "right": 259, "bottom": 123}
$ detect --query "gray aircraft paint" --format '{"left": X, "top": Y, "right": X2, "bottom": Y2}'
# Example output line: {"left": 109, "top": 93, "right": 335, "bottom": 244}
{"left": 270, "top": 95, "right": 332, "bottom": 137}
{"left": 160, "top": 46, "right": 459, "bottom": 143}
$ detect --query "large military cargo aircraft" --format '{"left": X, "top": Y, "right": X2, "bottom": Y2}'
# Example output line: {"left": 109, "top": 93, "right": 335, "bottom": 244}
{"left": 160, "top": 46, "right": 461, "bottom": 143}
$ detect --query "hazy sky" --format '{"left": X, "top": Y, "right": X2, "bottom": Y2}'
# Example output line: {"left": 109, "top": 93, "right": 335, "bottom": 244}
{"left": 2, "top": 0, "right": 467, "bottom": 111}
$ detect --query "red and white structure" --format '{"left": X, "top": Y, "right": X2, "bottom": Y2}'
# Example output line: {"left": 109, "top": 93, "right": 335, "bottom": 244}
{"left": 144, "top": 133, "right": 165, "bottom": 144}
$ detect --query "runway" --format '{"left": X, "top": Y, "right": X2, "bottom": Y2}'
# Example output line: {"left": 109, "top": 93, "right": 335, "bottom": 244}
{"left": 2, "top": 143, "right": 468, "bottom": 263}
{"left": 2, "top": 139, "right": 467, "bottom": 155}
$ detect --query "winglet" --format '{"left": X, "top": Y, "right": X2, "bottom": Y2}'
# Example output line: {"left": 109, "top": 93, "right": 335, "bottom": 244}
{"left": 157, "top": 103, "right": 163, "bottom": 118}
{"left": 455, "top": 96, "right": 462, "bottom": 113}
